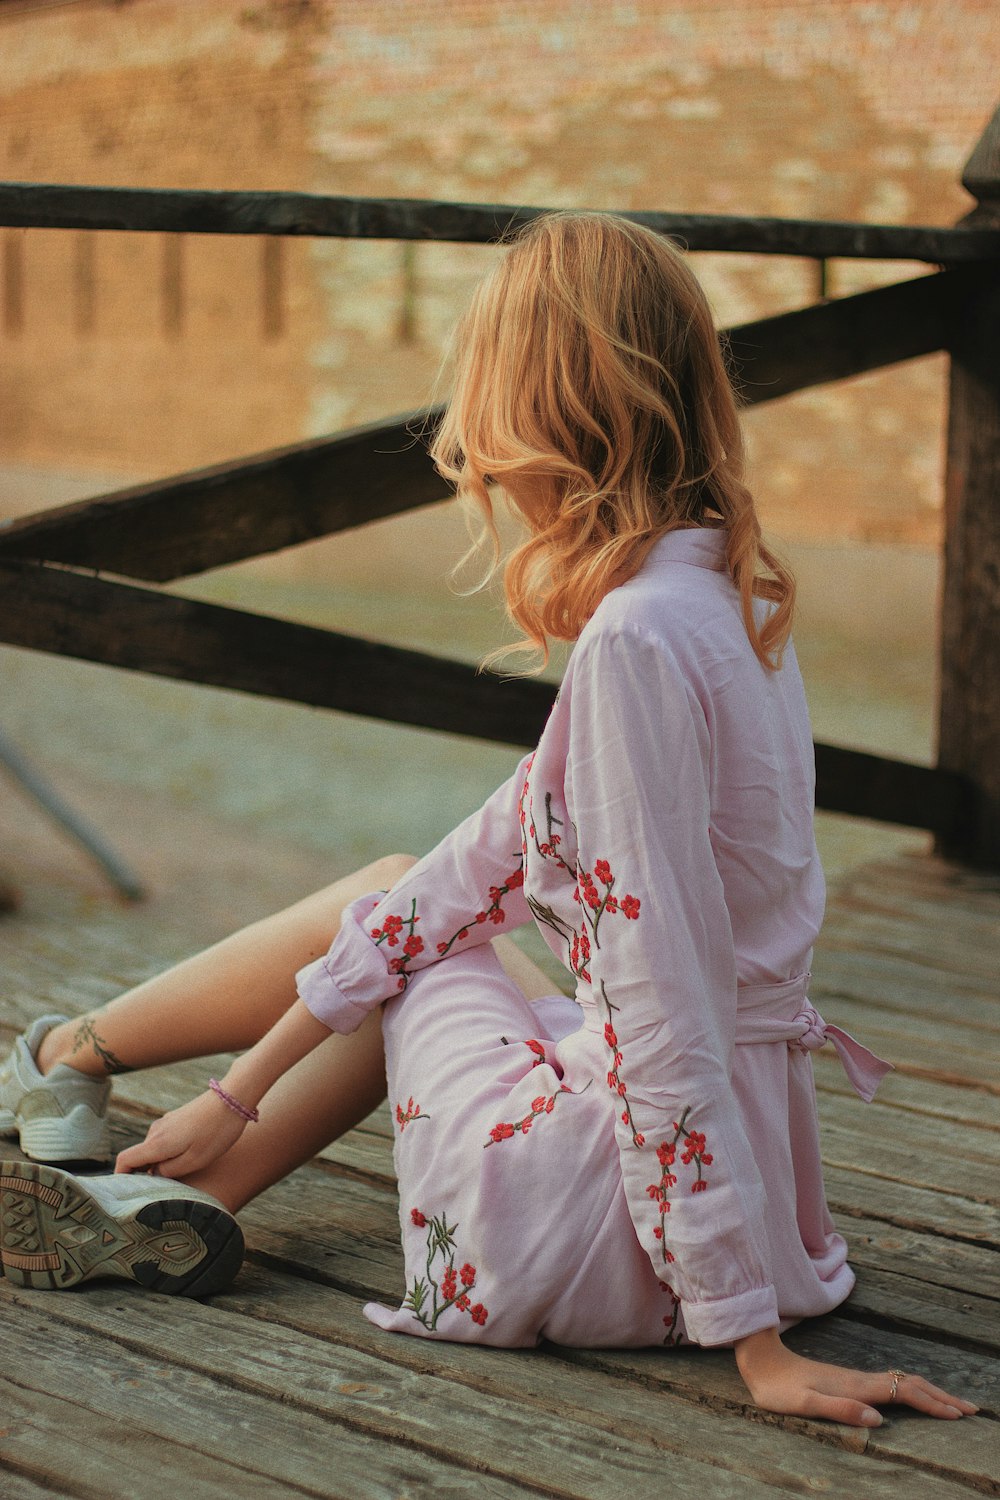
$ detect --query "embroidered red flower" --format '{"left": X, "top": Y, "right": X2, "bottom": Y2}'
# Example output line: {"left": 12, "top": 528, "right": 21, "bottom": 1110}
{"left": 646, "top": 1108, "right": 712, "bottom": 1262}
{"left": 483, "top": 1083, "right": 584, "bottom": 1148}
{"left": 403, "top": 1211, "right": 486, "bottom": 1332}
{"left": 621, "top": 894, "right": 641, "bottom": 920}
{"left": 600, "top": 982, "right": 643, "bottom": 1148}
{"left": 372, "top": 900, "right": 423, "bottom": 987}
{"left": 396, "top": 1097, "right": 430, "bottom": 1132}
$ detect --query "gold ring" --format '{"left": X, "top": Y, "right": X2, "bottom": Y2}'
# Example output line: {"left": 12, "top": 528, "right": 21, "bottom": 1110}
{"left": 888, "top": 1368, "right": 907, "bottom": 1400}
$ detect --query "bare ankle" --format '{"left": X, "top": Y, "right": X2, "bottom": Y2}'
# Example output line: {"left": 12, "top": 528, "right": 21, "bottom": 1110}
{"left": 37, "top": 1016, "right": 131, "bottom": 1078}
{"left": 36, "top": 1023, "right": 73, "bottom": 1076}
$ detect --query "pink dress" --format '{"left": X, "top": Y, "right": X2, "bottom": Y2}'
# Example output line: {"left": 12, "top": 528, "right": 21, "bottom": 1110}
{"left": 297, "top": 527, "right": 891, "bottom": 1349}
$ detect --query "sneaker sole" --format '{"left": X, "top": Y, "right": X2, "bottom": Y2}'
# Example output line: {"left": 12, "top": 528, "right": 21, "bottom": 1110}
{"left": 0, "top": 1161, "right": 244, "bottom": 1296}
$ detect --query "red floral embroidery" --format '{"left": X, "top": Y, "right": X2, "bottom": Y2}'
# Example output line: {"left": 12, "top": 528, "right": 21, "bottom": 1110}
{"left": 647, "top": 1106, "right": 714, "bottom": 1263}
{"left": 404, "top": 1210, "right": 488, "bottom": 1331}
{"left": 434, "top": 867, "right": 525, "bottom": 957}
{"left": 599, "top": 981, "right": 644, "bottom": 1148}
{"left": 483, "top": 1085, "right": 577, "bottom": 1147}
{"left": 395, "top": 1097, "right": 430, "bottom": 1132}
{"left": 372, "top": 898, "right": 421, "bottom": 990}
{"left": 498, "top": 1036, "right": 548, "bottom": 1067}
{"left": 575, "top": 858, "right": 640, "bottom": 949}
{"left": 661, "top": 1283, "right": 683, "bottom": 1346}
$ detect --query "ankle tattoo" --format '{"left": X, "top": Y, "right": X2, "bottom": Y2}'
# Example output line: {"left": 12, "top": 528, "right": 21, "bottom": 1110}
{"left": 71, "top": 1017, "right": 132, "bottom": 1076}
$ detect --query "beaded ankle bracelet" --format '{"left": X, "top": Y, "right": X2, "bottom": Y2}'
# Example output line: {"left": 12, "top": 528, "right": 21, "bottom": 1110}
{"left": 209, "top": 1077, "right": 260, "bottom": 1123}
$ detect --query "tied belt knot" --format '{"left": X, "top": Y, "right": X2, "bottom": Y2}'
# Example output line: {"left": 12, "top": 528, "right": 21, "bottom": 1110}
{"left": 736, "top": 974, "right": 893, "bottom": 1103}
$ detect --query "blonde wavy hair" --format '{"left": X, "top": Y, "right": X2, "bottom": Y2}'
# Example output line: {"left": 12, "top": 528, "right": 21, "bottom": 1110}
{"left": 430, "top": 211, "right": 794, "bottom": 670}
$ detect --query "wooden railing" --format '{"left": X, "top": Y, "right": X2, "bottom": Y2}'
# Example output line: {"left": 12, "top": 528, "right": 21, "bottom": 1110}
{"left": 1, "top": 102, "right": 998, "bottom": 864}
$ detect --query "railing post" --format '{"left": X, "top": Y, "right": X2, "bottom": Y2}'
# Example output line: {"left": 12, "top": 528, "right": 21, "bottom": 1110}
{"left": 938, "top": 103, "right": 1000, "bottom": 866}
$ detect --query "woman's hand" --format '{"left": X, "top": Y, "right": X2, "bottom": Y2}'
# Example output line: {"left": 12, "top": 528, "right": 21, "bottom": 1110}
{"left": 114, "top": 1089, "right": 248, "bottom": 1179}
{"left": 735, "top": 1327, "right": 978, "bottom": 1426}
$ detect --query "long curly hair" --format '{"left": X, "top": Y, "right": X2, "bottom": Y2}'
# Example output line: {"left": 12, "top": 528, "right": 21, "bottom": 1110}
{"left": 430, "top": 211, "right": 794, "bottom": 670}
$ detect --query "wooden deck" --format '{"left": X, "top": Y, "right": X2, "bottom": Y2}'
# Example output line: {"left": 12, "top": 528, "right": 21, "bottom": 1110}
{"left": 1, "top": 850, "right": 998, "bottom": 1499}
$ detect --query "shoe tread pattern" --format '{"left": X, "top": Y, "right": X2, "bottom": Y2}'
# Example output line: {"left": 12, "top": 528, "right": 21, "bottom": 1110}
{"left": 0, "top": 1162, "right": 244, "bottom": 1296}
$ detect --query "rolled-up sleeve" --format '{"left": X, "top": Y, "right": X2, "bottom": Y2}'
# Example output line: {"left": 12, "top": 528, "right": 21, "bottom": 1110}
{"left": 296, "top": 753, "right": 534, "bottom": 1033}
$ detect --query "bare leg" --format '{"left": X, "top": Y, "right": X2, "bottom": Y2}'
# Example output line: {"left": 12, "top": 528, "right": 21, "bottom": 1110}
{"left": 186, "top": 934, "right": 557, "bottom": 1212}
{"left": 28, "top": 849, "right": 557, "bottom": 1213}
{"left": 35, "top": 854, "right": 417, "bottom": 1078}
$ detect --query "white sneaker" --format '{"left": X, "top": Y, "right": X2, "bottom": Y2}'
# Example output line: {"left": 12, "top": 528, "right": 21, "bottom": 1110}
{"left": 0, "top": 1015, "right": 113, "bottom": 1163}
{"left": 0, "top": 1160, "right": 244, "bottom": 1296}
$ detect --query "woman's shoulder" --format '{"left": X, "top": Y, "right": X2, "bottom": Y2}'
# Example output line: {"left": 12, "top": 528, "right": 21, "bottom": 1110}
{"left": 581, "top": 547, "right": 742, "bottom": 663}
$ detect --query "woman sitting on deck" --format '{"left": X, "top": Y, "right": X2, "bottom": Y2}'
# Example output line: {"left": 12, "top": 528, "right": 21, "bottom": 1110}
{"left": 0, "top": 211, "right": 976, "bottom": 1428}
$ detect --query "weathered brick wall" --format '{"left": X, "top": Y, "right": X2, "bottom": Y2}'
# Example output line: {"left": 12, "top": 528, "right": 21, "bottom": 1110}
{"left": 1, "top": 0, "right": 997, "bottom": 547}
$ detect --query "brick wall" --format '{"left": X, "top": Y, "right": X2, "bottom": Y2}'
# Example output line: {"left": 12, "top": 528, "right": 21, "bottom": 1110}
{"left": 1, "top": 0, "right": 997, "bottom": 548}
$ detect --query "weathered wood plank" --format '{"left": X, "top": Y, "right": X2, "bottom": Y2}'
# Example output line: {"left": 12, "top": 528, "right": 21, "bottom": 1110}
{"left": 557, "top": 1325, "right": 1000, "bottom": 1486}
{"left": 813, "top": 948, "right": 1000, "bottom": 1023}
{"left": 816, "top": 909, "right": 1000, "bottom": 988}
{"left": 838, "top": 853, "right": 1000, "bottom": 914}
{"left": 822, "top": 1164, "right": 1000, "bottom": 1249}
{"left": 3, "top": 180, "right": 999, "bottom": 261}
{"left": 4, "top": 1274, "right": 990, "bottom": 1500}
{"left": 226, "top": 1267, "right": 1000, "bottom": 1487}
{"left": 828, "top": 865, "right": 1000, "bottom": 940}
{"left": 0, "top": 1298, "right": 539, "bottom": 1500}
{"left": 809, "top": 997, "right": 1000, "bottom": 1095}
{"left": 841, "top": 1264, "right": 1000, "bottom": 1355}
{"left": 0, "top": 1291, "right": 793, "bottom": 1500}
{"left": 0, "top": 1464, "right": 86, "bottom": 1500}
{"left": 813, "top": 1058, "right": 1000, "bottom": 1133}
{"left": 938, "top": 108, "right": 1000, "bottom": 869}
{"left": 819, "top": 1113, "right": 999, "bottom": 1205}
{"left": 0, "top": 1379, "right": 307, "bottom": 1500}
{"left": 939, "top": 278, "right": 1000, "bottom": 868}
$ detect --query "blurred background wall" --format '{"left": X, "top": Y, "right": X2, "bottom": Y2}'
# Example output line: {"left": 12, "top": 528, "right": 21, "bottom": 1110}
{"left": 1, "top": 0, "right": 997, "bottom": 576}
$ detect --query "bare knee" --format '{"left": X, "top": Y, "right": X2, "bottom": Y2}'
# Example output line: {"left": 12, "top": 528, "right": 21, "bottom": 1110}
{"left": 367, "top": 852, "right": 418, "bottom": 891}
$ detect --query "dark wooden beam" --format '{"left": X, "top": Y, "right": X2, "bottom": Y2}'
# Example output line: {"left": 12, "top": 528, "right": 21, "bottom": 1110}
{"left": 0, "top": 560, "right": 974, "bottom": 838}
{"left": 0, "top": 560, "right": 554, "bottom": 748}
{"left": 813, "top": 743, "right": 976, "bottom": 841}
{"left": 2, "top": 181, "right": 999, "bottom": 263}
{"left": 0, "top": 410, "right": 448, "bottom": 583}
{"left": 0, "top": 272, "right": 983, "bottom": 584}
{"left": 726, "top": 266, "right": 986, "bottom": 403}
{"left": 937, "top": 107, "right": 1000, "bottom": 868}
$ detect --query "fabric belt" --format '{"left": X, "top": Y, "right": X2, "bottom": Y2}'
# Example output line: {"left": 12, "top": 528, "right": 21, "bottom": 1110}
{"left": 735, "top": 972, "right": 893, "bottom": 1103}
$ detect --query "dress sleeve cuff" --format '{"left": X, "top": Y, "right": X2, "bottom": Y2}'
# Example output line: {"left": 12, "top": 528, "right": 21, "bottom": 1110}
{"left": 681, "top": 1284, "right": 779, "bottom": 1347}
{"left": 295, "top": 891, "right": 392, "bottom": 1033}
{"left": 295, "top": 955, "right": 372, "bottom": 1033}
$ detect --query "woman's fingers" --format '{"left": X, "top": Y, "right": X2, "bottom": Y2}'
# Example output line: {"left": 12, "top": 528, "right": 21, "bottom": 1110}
{"left": 891, "top": 1374, "right": 977, "bottom": 1417}
{"left": 800, "top": 1391, "right": 883, "bottom": 1427}
{"left": 115, "top": 1136, "right": 165, "bottom": 1173}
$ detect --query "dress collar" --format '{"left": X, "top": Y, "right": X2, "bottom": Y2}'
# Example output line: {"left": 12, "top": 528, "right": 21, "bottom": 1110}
{"left": 643, "top": 527, "right": 728, "bottom": 573}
